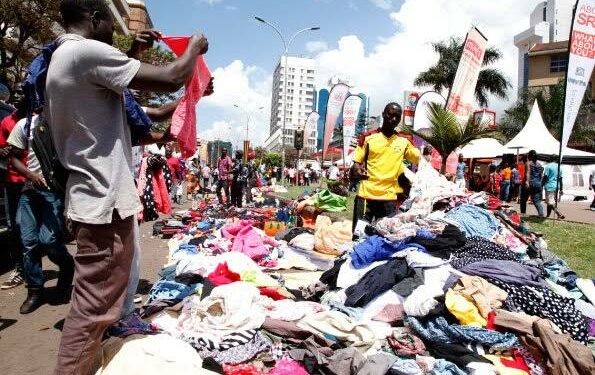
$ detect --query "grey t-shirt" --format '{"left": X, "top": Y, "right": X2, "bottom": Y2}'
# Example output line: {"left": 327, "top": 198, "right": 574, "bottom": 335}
{"left": 7, "top": 116, "right": 42, "bottom": 175}
{"left": 45, "top": 34, "right": 141, "bottom": 224}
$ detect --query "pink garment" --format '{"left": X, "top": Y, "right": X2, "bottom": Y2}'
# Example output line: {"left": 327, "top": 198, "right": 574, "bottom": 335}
{"left": 161, "top": 36, "right": 212, "bottom": 158}
{"left": 221, "top": 220, "right": 278, "bottom": 260}
{"left": 269, "top": 358, "right": 309, "bottom": 375}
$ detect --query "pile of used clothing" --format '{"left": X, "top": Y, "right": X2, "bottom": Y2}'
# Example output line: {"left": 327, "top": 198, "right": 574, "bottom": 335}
{"left": 95, "top": 164, "right": 595, "bottom": 375}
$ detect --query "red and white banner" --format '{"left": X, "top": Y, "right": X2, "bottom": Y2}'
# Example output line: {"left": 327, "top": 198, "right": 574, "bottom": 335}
{"left": 446, "top": 27, "right": 488, "bottom": 119}
{"left": 561, "top": 0, "right": 595, "bottom": 153}
{"left": 341, "top": 95, "right": 362, "bottom": 166}
{"left": 323, "top": 83, "right": 350, "bottom": 156}
{"left": 303, "top": 111, "right": 320, "bottom": 151}
{"left": 403, "top": 90, "right": 421, "bottom": 126}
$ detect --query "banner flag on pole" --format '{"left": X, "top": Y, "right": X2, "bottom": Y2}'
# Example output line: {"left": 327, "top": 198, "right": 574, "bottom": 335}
{"left": 561, "top": 0, "right": 595, "bottom": 154}
{"left": 341, "top": 95, "right": 363, "bottom": 167}
{"left": 323, "top": 83, "right": 350, "bottom": 157}
{"left": 446, "top": 26, "right": 488, "bottom": 119}
{"left": 303, "top": 111, "right": 320, "bottom": 152}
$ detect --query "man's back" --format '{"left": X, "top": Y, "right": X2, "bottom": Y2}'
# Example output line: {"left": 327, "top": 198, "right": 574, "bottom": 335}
{"left": 46, "top": 34, "right": 141, "bottom": 224}
{"left": 543, "top": 163, "right": 560, "bottom": 192}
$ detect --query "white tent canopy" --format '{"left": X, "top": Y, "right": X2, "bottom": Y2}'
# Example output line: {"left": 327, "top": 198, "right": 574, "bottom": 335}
{"left": 460, "top": 138, "right": 505, "bottom": 159}
{"left": 505, "top": 101, "right": 595, "bottom": 158}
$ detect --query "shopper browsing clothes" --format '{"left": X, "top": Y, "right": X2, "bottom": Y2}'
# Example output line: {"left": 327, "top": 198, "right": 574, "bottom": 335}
{"left": 350, "top": 102, "right": 420, "bottom": 233}
{"left": 45, "top": 1, "right": 211, "bottom": 373}
{"left": 216, "top": 148, "right": 233, "bottom": 205}
{"left": 521, "top": 150, "right": 545, "bottom": 217}
{"left": 230, "top": 150, "right": 249, "bottom": 208}
{"left": 7, "top": 114, "right": 75, "bottom": 314}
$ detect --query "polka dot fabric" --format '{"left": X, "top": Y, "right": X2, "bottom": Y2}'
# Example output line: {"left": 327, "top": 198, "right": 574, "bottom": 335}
{"left": 451, "top": 236, "right": 520, "bottom": 269}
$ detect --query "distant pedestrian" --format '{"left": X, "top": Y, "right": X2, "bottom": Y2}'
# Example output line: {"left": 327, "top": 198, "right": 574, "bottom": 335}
{"left": 216, "top": 148, "right": 232, "bottom": 205}
{"left": 543, "top": 160, "right": 565, "bottom": 219}
{"left": 500, "top": 162, "right": 511, "bottom": 201}
{"left": 230, "top": 150, "right": 248, "bottom": 208}
{"left": 590, "top": 169, "right": 595, "bottom": 211}
{"left": 511, "top": 164, "right": 521, "bottom": 201}
{"left": 201, "top": 164, "right": 211, "bottom": 189}
{"left": 521, "top": 150, "right": 545, "bottom": 217}
{"left": 455, "top": 154, "right": 466, "bottom": 189}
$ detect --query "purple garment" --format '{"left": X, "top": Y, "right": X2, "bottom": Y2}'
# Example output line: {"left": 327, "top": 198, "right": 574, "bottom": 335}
{"left": 459, "top": 260, "right": 547, "bottom": 288}
{"left": 589, "top": 319, "right": 595, "bottom": 337}
{"left": 218, "top": 156, "right": 233, "bottom": 180}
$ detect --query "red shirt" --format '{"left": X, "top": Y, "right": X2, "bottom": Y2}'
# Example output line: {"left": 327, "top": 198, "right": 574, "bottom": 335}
{"left": 167, "top": 156, "right": 182, "bottom": 182}
{"left": 0, "top": 113, "right": 27, "bottom": 184}
{"left": 517, "top": 162, "right": 526, "bottom": 183}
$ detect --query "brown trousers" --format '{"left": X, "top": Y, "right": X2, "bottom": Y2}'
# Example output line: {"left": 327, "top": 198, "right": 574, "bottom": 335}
{"left": 54, "top": 214, "right": 134, "bottom": 375}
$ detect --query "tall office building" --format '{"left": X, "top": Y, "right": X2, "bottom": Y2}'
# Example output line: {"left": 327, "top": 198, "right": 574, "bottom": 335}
{"left": 267, "top": 56, "right": 317, "bottom": 152}
{"left": 514, "top": 0, "right": 574, "bottom": 90}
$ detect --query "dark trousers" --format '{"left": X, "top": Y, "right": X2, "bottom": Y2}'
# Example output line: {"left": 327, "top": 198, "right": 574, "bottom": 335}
{"left": 4, "top": 183, "right": 24, "bottom": 273}
{"left": 18, "top": 189, "right": 74, "bottom": 289}
{"left": 216, "top": 179, "right": 230, "bottom": 204}
{"left": 591, "top": 185, "right": 595, "bottom": 208}
{"left": 55, "top": 213, "right": 134, "bottom": 375}
{"left": 352, "top": 197, "right": 397, "bottom": 233}
{"left": 231, "top": 181, "right": 244, "bottom": 208}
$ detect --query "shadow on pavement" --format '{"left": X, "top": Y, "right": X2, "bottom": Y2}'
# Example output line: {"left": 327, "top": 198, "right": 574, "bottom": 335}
{"left": 0, "top": 318, "right": 18, "bottom": 332}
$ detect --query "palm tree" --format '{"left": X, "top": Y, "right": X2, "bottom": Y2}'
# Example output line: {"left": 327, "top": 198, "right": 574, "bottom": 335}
{"left": 414, "top": 38, "right": 511, "bottom": 108}
{"left": 404, "top": 103, "right": 498, "bottom": 174}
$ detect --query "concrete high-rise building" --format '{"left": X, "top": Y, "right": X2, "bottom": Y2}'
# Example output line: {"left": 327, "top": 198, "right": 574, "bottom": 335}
{"left": 106, "top": 0, "right": 154, "bottom": 35}
{"left": 514, "top": 0, "right": 574, "bottom": 90}
{"left": 266, "top": 56, "right": 316, "bottom": 152}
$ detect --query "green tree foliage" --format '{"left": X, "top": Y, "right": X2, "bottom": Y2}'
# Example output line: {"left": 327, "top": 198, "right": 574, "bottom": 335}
{"left": 0, "top": 0, "right": 61, "bottom": 94}
{"left": 403, "top": 103, "right": 497, "bottom": 173}
{"left": 414, "top": 37, "right": 511, "bottom": 108}
{"left": 498, "top": 81, "right": 594, "bottom": 150}
{"left": 262, "top": 152, "right": 282, "bottom": 168}
{"left": 112, "top": 34, "right": 177, "bottom": 107}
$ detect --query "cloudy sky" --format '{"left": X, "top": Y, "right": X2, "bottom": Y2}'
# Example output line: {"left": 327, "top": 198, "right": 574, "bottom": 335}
{"left": 145, "top": 0, "right": 545, "bottom": 147}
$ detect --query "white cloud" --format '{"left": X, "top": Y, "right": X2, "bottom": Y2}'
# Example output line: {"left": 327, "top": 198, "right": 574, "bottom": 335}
{"left": 199, "top": 60, "right": 271, "bottom": 146}
{"left": 369, "top": 0, "right": 393, "bottom": 10}
{"left": 305, "top": 40, "right": 329, "bottom": 54}
{"left": 225, "top": 5, "right": 238, "bottom": 11}
{"left": 313, "top": 0, "right": 543, "bottom": 116}
{"left": 196, "top": 0, "right": 223, "bottom": 5}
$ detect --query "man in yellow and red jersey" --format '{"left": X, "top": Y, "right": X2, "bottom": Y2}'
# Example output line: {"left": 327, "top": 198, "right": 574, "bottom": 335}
{"left": 350, "top": 102, "right": 420, "bottom": 233}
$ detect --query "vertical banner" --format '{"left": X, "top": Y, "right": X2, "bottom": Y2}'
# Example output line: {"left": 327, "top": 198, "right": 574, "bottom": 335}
{"left": 561, "top": 0, "right": 595, "bottom": 153}
{"left": 446, "top": 27, "right": 488, "bottom": 119}
{"left": 341, "top": 95, "right": 363, "bottom": 167}
{"left": 323, "top": 83, "right": 350, "bottom": 157}
{"left": 403, "top": 91, "right": 421, "bottom": 126}
{"left": 303, "top": 111, "right": 320, "bottom": 152}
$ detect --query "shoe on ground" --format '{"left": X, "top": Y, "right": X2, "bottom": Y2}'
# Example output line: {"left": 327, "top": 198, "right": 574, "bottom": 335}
{"left": 1, "top": 270, "right": 25, "bottom": 290}
{"left": 20, "top": 289, "right": 44, "bottom": 314}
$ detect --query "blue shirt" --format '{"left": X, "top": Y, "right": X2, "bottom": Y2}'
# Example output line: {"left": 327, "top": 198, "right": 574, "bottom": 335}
{"left": 543, "top": 162, "right": 562, "bottom": 192}
{"left": 456, "top": 162, "right": 465, "bottom": 179}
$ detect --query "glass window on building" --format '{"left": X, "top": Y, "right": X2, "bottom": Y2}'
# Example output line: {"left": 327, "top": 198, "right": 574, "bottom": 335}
{"left": 550, "top": 54, "right": 568, "bottom": 73}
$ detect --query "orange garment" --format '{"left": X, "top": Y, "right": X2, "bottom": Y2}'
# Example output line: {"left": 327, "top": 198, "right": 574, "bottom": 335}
{"left": 517, "top": 162, "right": 526, "bottom": 183}
{"left": 502, "top": 167, "right": 512, "bottom": 181}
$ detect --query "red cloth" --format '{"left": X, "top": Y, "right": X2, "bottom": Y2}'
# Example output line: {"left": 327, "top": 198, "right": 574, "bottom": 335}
{"left": 167, "top": 156, "right": 181, "bottom": 182}
{"left": 207, "top": 262, "right": 241, "bottom": 286}
{"left": 152, "top": 168, "right": 172, "bottom": 215}
{"left": 0, "top": 113, "right": 27, "bottom": 183}
{"left": 161, "top": 36, "right": 212, "bottom": 158}
{"left": 501, "top": 349, "right": 531, "bottom": 372}
{"left": 258, "top": 287, "right": 287, "bottom": 301}
{"left": 486, "top": 311, "right": 496, "bottom": 330}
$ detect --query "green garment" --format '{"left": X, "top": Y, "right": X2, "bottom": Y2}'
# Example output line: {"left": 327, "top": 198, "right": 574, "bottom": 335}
{"left": 312, "top": 189, "right": 347, "bottom": 212}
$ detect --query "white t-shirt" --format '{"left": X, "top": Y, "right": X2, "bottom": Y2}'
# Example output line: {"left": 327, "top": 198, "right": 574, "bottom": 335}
{"left": 328, "top": 166, "right": 339, "bottom": 180}
{"left": 46, "top": 34, "right": 142, "bottom": 224}
{"left": 7, "top": 115, "right": 41, "bottom": 174}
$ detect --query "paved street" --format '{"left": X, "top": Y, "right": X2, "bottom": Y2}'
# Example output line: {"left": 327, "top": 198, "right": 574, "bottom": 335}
{"left": 0, "top": 210, "right": 174, "bottom": 375}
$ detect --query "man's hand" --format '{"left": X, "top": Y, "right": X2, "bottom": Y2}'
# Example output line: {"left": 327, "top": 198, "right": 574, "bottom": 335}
{"left": 203, "top": 78, "right": 215, "bottom": 96}
{"left": 128, "top": 30, "right": 162, "bottom": 58}
{"left": 351, "top": 163, "right": 368, "bottom": 180}
{"left": 189, "top": 34, "right": 209, "bottom": 55}
{"left": 29, "top": 173, "right": 47, "bottom": 190}
{"left": 0, "top": 147, "right": 10, "bottom": 158}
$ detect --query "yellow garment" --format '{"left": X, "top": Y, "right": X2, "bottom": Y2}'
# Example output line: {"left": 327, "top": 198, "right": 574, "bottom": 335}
{"left": 314, "top": 215, "right": 352, "bottom": 255}
{"left": 453, "top": 276, "right": 507, "bottom": 318}
{"left": 445, "top": 289, "right": 487, "bottom": 327}
{"left": 353, "top": 132, "right": 420, "bottom": 200}
{"left": 483, "top": 355, "right": 530, "bottom": 375}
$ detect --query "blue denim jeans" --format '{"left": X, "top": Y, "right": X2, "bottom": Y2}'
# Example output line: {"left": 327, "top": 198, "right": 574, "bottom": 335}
{"left": 4, "top": 183, "right": 24, "bottom": 272}
{"left": 122, "top": 216, "right": 141, "bottom": 317}
{"left": 500, "top": 180, "right": 510, "bottom": 201}
{"left": 17, "top": 189, "right": 74, "bottom": 289}
{"left": 529, "top": 182, "right": 545, "bottom": 217}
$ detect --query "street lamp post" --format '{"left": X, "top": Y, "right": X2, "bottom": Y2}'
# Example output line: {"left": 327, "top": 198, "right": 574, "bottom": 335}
{"left": 234, "top": 104, "right": 264, "bottom": 161}
{"left": 255, "top": 16, "right": 319, "bottom": 184}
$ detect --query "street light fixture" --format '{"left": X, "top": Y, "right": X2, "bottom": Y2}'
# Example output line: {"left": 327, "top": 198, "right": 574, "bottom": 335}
{"left": 234, "top": 104, "right": 264, "bottom": 161}
{"left": 255, "top": 16, "right": 320, "bottom": 184}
